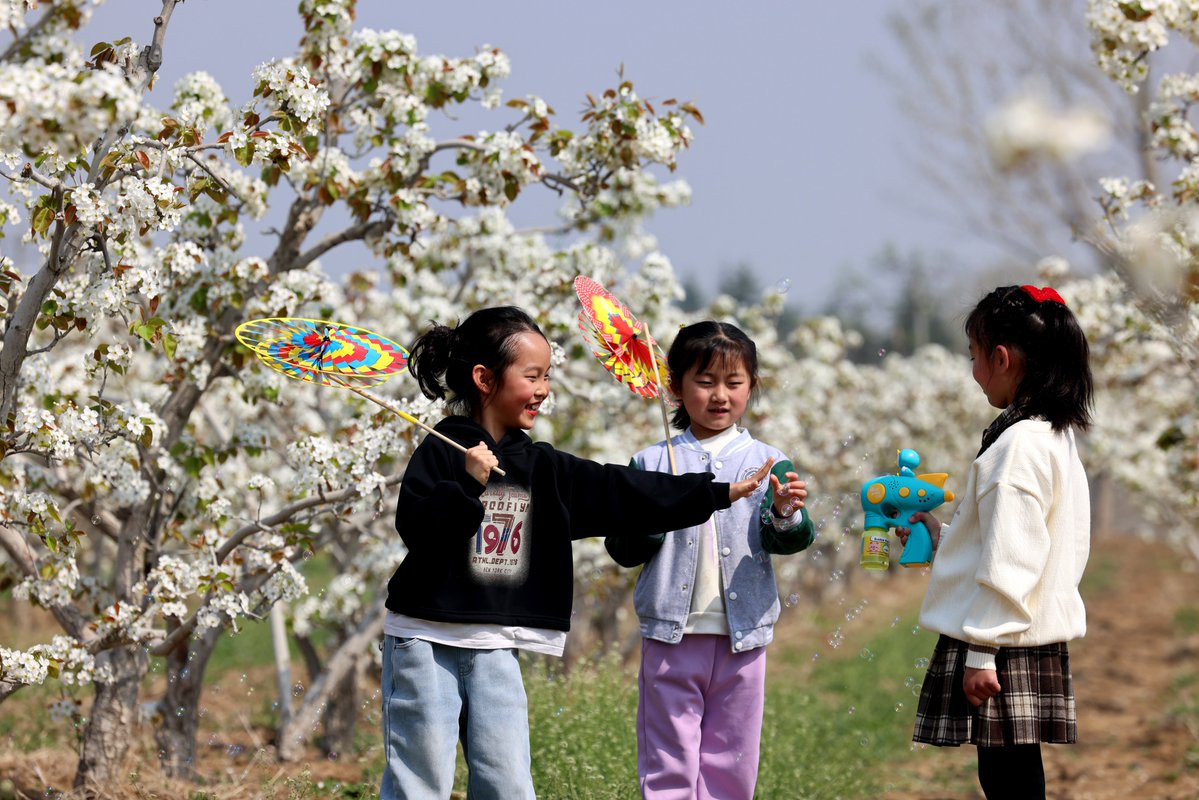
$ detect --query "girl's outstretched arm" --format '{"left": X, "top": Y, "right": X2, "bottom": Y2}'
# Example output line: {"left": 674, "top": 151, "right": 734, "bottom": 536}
{"left": 730, "top": 459, "right": 773, "bottom": 502}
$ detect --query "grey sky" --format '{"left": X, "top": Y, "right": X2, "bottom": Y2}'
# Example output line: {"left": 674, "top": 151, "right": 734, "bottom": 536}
{"left": 84, "top": 0, "right": 993, "bottom": 311}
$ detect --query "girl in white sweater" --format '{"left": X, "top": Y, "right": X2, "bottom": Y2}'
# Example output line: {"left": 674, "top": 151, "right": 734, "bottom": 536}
{"left": 899, "top": 285, "right": 1093, "bottom": 800}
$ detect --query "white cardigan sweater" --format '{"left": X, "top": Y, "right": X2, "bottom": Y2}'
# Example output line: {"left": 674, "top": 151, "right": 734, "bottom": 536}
{"left": 918, "top": 419, "right": 1091, "bottom": 670}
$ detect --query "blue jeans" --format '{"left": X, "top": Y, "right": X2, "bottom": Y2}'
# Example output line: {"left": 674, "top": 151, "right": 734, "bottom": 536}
{"left": 380, "top": 636, "right": 536, "bottom": 800}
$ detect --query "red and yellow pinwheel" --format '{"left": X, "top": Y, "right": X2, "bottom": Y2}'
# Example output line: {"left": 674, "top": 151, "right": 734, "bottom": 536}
{"left": 574, "top": 276, "right": 670, "bottom": 398}
{"left": 235, "top": 317, "right": 505, "bottom": 475}
{"left": 574, "top": 275, "right": 677, "bottom": 472}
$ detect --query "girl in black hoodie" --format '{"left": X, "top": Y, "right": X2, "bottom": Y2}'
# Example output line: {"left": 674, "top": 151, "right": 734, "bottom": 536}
{"left": 380, "top": 306, "right": 769, "bottom": 800}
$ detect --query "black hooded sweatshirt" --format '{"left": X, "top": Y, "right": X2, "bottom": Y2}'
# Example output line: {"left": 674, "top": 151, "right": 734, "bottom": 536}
{"left": 386, "top": 415, "right": 732, "bottom": 632}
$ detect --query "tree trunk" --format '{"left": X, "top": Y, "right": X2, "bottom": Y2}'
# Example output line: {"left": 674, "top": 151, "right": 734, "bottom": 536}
{"left": 319, "top": 652, "right": 363, "bottom": 758}
{"left": 276, "top": 600, "right": 384, "bottom": 762}
{"left": 154, "top": 626, "right": 221, "bottom": 780}
{"left": 74, "top": 644, "right": 149, "bottom": 794}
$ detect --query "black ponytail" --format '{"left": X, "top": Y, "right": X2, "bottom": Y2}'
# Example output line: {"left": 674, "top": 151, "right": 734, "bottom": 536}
{"left": 407, "top": 306, "right": 546, "bottom": 418}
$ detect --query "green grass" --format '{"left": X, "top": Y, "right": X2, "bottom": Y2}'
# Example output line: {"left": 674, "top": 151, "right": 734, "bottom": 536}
{"left": 511, "top": 616, "right": 948, "bottom": 799}
{"left": 1174, "top": 606, "right": 1199, "bottom": 635}
{"left": 1080, "top": 552, "right": 1117, "bottom": 595}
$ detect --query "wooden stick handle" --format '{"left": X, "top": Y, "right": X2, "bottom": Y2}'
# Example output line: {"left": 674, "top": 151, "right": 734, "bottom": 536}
{"left": 641, "top": 321, "right": 677, "bottom": 475}
{"left": 345, "top": 385, "right": 507, "bottom": 477}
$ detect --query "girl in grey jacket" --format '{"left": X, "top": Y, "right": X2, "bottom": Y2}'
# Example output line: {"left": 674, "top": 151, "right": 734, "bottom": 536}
{"left": 605, "top": 321, "right": 815, "bottom": 800}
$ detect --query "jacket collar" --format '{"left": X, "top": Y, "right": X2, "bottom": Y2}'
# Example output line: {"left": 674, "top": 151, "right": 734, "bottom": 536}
{"left": 675, "top": 426, "right": 751, "bottom": 458}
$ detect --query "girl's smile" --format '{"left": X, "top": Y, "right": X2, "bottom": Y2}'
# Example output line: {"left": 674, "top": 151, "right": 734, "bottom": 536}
{"left": 476, "top": 332, "right": 551, "bottom": 440}
{"left": 675, "top": 357, "right": 753, "bottom": 440}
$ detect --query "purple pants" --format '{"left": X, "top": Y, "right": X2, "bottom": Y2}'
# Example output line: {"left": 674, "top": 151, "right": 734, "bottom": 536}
{"left": 638, "top": 634, "right": 767, "bottom": 800}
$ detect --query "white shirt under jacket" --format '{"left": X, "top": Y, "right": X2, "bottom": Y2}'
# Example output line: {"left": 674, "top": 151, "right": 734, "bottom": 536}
{"left": 918, "top": 419, "right": 1091, "bottom": 671}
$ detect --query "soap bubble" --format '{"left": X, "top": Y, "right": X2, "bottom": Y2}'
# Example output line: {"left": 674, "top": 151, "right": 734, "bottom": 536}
{"left": 776, "top": 278, "right": 792, "bottom": 294}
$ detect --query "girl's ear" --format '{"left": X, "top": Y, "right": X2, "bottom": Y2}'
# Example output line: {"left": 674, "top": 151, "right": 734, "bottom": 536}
{"left": 472, "top": 364, "right": 494, "bottom": 398}
{"left": 993, "top": 345, "right": 1025, "bottom": 377}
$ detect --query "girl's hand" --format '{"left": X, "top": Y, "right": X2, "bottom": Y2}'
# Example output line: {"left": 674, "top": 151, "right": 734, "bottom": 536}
{"left": 729, "top": 459, "right": 774, "bottom": 503}
{"left": 465, "top": 441, "right": 499, "bottom": 486}
{"left": 963, "top": 667, "right": 1001, "bottom": 706}
{"left": 770, "top": 471, "right": 807, "bottom": 517}
{"left": 895, "top": 511, "right": 943, "bottom": 551}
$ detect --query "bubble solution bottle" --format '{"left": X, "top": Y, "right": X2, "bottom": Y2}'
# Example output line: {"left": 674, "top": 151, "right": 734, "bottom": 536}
{"left": 860, "top": 528, "right": 890, "bottom": 571}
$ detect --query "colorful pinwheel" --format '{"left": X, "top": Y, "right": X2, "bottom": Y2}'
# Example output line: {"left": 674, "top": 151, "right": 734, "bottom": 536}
{"left": 235, "top": 317, "right": 505, "bottom": 475}
{"left": 574, "top": 276, "right": 670, "bottom": 399}
{"left": 236, "top": 317, "right": 407, "bottom": 388}
{"left": 574, "top": 276, "right": 677, "bottom": 472}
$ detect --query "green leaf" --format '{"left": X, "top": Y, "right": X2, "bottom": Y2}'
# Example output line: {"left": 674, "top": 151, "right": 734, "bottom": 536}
{"left": 163, "top": 333, "right": 177, "bottom": 360}
{"left": 32, "top": 206, "right": 55, "bottom": 236}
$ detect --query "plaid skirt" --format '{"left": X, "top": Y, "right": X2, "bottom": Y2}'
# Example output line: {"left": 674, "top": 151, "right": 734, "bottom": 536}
{"left": 912, "top": 635, "right": 1076, "bottom": 747}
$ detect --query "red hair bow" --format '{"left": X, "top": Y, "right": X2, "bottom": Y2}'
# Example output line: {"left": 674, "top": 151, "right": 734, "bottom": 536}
{"left": 1021, "top": 285, "right": 1066, "bottom": 306}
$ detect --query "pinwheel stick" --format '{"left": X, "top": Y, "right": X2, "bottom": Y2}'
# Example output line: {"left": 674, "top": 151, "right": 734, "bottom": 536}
{"left": 640, "top": 320, "right": 677, "bottom": 475}
{"left": 333, "top": 379, "right": 507, "bottom": 478}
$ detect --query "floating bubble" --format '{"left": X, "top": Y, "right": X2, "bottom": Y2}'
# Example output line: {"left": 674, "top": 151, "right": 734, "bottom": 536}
{"left": 785, "top": 593, "right": 799, "bottom": 607}
{"left": 90, "top": 516, "right": 101, "bottom": 525}
{"left": 878, "top": 348, "right": 887, "bottom": 357}
{"left": 554, "top": 707, "right": 565, "bottom": 717}
{"left": 847, "top": 705, "right": 856, "bottom": 715}
{"left": 830, "top": 569, "right": 845, "bottom": 582}
{"left": 891, "top": 616, "right": 901, "bottom": 627}
{"left": 859, "top": 736, "right": 870, "bottom": 747}
{"left": 915, "top": 657, "right": 929, "bottom": 669}
{"left": 905, "top": 676, "right": 917, "bottom": 688}
{"left": 895, "top": 702, "right": 905, "bottom": 712}
{"left": 811, "top": 652, "right": 821, "bottom": 662}
{"left": 826, "top": 628, "right": 845, "bottom": 649}
{"left": 860, "top": 648, "right": 874, "bottom": 661}
{"left": 776, "top": 278, "right": 792, "bottom": 294}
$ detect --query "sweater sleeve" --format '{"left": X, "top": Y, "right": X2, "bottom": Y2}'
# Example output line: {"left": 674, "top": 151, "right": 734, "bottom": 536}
{"left": 760, "top": 459, "right": 816, "bottom": 555}
{"left": 960, "top": 480, "right": 1052, "bottom": 647}
{"left": 395, "top": 437, "right": 487, "bottom": 553}
{"left": 558, "top": 450, "right": 731, "bottom": 544}
{"left": 603, "top": 458, "right": 667, "bottom": 568}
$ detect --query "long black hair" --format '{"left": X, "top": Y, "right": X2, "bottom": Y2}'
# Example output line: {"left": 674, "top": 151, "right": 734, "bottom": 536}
{"left": 965, "top": 285, "right": 1093, "bottom": 431}
{"left": 407, "top": 306, "right": 546, "bottom": 419}
{"left": 667, "top": 320, "right": 760, "bottom": 430}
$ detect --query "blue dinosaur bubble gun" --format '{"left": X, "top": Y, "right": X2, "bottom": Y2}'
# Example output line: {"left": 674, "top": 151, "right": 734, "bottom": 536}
{"left": 860, "top": 448, "right": 954, "bottom": 570}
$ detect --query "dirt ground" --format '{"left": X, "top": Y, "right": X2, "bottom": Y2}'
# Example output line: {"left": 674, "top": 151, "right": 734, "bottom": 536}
{"left": 882, "top": 537, "right": 1199, "bottom": 800}
{"left": 2, "top": 535, "right": 1197, "bottom": 799}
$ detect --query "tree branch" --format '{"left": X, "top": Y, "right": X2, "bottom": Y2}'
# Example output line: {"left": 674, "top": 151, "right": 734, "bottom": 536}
{"left": 0, "top": 4, "right": 61, "bottom": 63}
{"left": 148, "top": 472, "right": 402, "bottom": 657}
{"left": 290, "top": 218, "right": 389, "bottom": 273}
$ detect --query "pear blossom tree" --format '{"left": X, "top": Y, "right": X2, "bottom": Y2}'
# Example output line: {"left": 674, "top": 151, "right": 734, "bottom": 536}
{"left": 1, "top": 0, "right": 1195, "bottom": 792}
{"left": 0, "top": 0, "right": 706, "bottom": 785}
